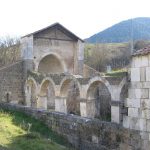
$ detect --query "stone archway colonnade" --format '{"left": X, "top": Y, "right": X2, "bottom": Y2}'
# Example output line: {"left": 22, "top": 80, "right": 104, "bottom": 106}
{"left": 25, "top": 74, "right": 127, "bottom": 123}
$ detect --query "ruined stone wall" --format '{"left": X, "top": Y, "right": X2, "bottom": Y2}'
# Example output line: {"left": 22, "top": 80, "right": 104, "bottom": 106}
{"left": 0, "top": 61, "right": 24, "bottom": 104}
{"left": 0, "top": 103, "right": 148, "bottom": 150}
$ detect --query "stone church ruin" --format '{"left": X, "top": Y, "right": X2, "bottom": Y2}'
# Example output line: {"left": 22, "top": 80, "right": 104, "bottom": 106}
{"left": 1, "top": 23, "right": 150, "bottom": 149}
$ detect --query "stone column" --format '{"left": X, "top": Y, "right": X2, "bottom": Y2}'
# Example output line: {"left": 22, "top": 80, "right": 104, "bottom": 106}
{"left": 80, "top": 98, "right": 95, "bottom": 118}
{"left": 25, "top": 86, "right": 31, "bottom": 107}
{"left": 74, "top": 40, "right": 84, "bottom": 75}
{"left": 111, "top": 85, "right": 122, "bottom": 123}
{"left": 21, "top": 36, "right": 34, "bottom": 79}
{"left": 37, "top": 96, "right": 47, "bottom": 110}
{"left": 55, "top": 96, "right": 67, "bottom": 113}
{"left": 80, "top": 98, "right": 87, "bottom": 117}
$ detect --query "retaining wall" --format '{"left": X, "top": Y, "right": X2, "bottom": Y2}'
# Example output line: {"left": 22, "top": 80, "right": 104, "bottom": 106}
{"left": 0, "top": 103, "right": 148, "bottom": 150}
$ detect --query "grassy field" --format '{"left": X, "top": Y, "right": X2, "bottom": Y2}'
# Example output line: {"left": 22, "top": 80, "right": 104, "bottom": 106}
{"left": 0, "top": 109, "right": 72, "bottom": 150}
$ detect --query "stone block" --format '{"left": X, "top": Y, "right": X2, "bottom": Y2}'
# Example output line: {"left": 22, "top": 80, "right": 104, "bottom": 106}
{"left": 140, "top": 67, "right": 146, "bottom": 81}
{"left": 146, "top": 67, "right": 150, "bottom": 81}
{"left": 129, "top": 89, "right": 149, "bottom": 99}
{"left": 123, "top": 116, "right": 130, "bottom": 128}
{"left": 131, "top": 68, "right": 140, "bottom": 81}
{"left": 80, "top": 102, "right": 87, "bottom": 117}
{"left": 55, "top": 97, "right": 67, "bottom": 113}
{"left": 128, "top": 108, "right": 140, "bottom": 117}
{"left": 135, "top": 89, "right": 142, "bottom": 98}
{"left": 147, "top": 120, "right": 150, "bottom": 132}
{"left": 92, "top": 135, "right": 99, "bottom": 144}
{"left": 86, "top": 100, "right": 95, "bottom": 118}
{"left": 119, "top": 143, "right": 132, "bottom": 150}
{"left": 140, "top": 132, "right": 149, "bottom": 140}
{"left": 142, "top": 109, "right": 150, "bottom": 119}
{"left": 143, "top": 82, "right": 150, "bottom": 88}
{"left": 129, "top": 118, "right": 147, "bottom": 131}
{"left": 37, "top": 96, "right": 47, "bottom": 110}
{"left": 130, "top": 82, "right": 143, "bottom": 89}
{"left": 142, "top": 140, "right": 150, "bottom": 150}
{"left": 131, "top": 57, "right": 135, "bottom": 68}
{"left": 148, "top": 53, "right": 150, "bottom": 66}
{"left": 141, "top": 99, "right": 150, "bottom": 109}
{"left": 134, "top": 56, "right": 141, "bottom": 68}
{"left": 125, "top": 98, "right": 140, "bottom": 108}
{"left": 141, "top": 56, "right": 149, "bottom": 67}
{"left": 10, "top": 100, "right": 18, "bottom": 104}
{"left": 141, "top": 89, "right": 149, "bottom": 98}
{"left": 111, "top": 106, "right": 120, "bottom": 124}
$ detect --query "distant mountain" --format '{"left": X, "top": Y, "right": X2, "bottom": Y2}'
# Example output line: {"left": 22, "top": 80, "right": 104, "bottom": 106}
{"left": 86, "top": 17, "right": 150, "bottom": 43}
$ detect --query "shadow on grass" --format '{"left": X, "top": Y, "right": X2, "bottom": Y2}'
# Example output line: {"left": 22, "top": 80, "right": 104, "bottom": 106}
{"left": 2, "top": 134, "right": 68, "bottom": 150}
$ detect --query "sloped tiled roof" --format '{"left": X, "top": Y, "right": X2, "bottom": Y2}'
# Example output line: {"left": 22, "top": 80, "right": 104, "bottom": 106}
{"left": 132, "top": 45, "right": 150, "bottom": 56}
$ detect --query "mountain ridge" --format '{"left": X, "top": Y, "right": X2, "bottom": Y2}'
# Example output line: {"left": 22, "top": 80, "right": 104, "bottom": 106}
{"left": 86, "top": 17, "right": 150, "bottom": 43}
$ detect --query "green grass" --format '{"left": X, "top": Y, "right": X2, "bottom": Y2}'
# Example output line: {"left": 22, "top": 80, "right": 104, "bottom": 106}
{"left": 0, "top": 109, "right": 73, "bottom": 150}
{"left": 104, "top": 69, "right": 127, "bottom": 77}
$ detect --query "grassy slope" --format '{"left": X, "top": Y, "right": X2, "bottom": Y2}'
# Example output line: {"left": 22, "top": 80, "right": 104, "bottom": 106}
{"left": 0, "top": 109, "right": 71, "bottom": 150}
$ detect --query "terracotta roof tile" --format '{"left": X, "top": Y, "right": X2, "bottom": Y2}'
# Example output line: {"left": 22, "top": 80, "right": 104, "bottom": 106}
{"left": 132, "top": 45, "right": 150, "bottom": 56}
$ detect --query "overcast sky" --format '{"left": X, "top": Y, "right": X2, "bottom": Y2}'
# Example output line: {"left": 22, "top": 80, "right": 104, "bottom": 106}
{"left": 0, "top": 0, "right": 150, "bottom": 38}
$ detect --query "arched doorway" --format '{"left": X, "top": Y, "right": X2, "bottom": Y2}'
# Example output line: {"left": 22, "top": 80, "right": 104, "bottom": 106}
{"left": 26, "top": 79, "right": 37, "bottom": 108}
{"left": 60, "top": 79, "right": 80, "bottom": 115}
{"left": 39, "top": 80, "right": 55, "bottom": 110}
{"left": 86, "top": 81, "right": 111, "bottom": 121}
{"left": 38, "top": 54, "right": 64, "bottom": 74}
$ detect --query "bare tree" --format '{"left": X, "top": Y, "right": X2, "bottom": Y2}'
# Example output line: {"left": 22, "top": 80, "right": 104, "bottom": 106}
{"left": 0, "top": 36, "right": 20, "bottom": 67}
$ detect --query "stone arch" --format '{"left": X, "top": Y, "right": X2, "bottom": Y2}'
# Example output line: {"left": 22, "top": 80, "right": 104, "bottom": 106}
{"left": 25, "top": 78, "right": 37, "bottom": 108}
{"left": 85, "top": 76, "right": 111, "bottom": 121}
{"left": 119, "top": 77, "right": 128, "bottom": 101}
{"left": 37, "top": 52, "right": 67, "bottom": 74}
{"left": 38, "top": 78, "right": 55, "bottom": 110}
{"left": 59, "top": 76, "right": 81, "bottom": 115}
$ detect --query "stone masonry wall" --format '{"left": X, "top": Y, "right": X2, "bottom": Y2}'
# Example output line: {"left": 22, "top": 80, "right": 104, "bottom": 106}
{"left": 0, "top": 103, "right": 149, "bottom": 150}
{"left": 0, "top": 61, "right": 24, "bottom": 104}
{"left": 123, "top": 54, "right": 150, "bottom": 148}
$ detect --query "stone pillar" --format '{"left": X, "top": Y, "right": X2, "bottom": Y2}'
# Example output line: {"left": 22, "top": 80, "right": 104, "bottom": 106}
{"left": 37, "top": 96, "right": 47, "bottom": 110}
{"left": 74, "top": 40, "right": 84, "bottom": 75}
{"left": 111, "top": 85, "right": 122, "bottom": 123}
{"left": 111, "top": 101, "right": 122, "bottom": 124}
{"left": 80, "top": 98, "right": 87, "bottom": 117}
{"left": 21, "top": 35, "right": 34, "bottom": 79}
{"left": 55, "top": 97, "right": 67, "bottom": 113}
{"left": 25, "top": 86, "right": 31, "bottom": 107}
{"left": 80, "top": 98, "right": 95, "bottom": 118}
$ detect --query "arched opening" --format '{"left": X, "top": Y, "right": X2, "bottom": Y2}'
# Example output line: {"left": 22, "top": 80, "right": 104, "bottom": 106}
{"left": 60, "top": 79, "right": 80, "bottom": 115}
{"left": 26, "top": 79, "right": 37, "bottom": 108}
{"left": 39, "top": 80, "right": 55, "bottom": 110}
{"left": 87, "top": 81, "right": 111, "bottom": 121}
{"left": 38, "top": 54, "right": 64, "bottom": 74}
